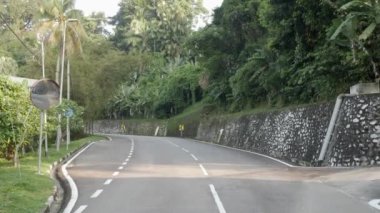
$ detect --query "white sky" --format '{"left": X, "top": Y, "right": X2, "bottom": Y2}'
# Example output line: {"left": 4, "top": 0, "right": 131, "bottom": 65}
{"left": 75, "top": 0, "right": 223, "bottom": 18}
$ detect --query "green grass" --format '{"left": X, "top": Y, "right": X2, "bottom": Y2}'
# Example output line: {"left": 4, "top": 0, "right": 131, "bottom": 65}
{"left": 209, "top": 101, "right": 332, "bottom": 120}
{"left": 173, "top": 102, "right": 205, "bottom": 119}
{"left": 0, "top": 135, "right": 106, "bottom": 213}
{"left": 167, "top": 102, "right": 206, "bottom": 137}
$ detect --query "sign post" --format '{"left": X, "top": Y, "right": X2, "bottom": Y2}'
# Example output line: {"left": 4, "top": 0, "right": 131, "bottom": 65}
{"left": 30, "top": 79, "right": 60, "bottom": 174}
{"left": 179, "top": 124, "right": 185, "bottom": 137}
{"left": 63, "top": 108, "right": 74, "bottom": 150}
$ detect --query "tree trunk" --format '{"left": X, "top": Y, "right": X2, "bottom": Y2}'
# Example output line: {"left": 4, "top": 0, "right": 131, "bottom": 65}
{"left": 56, "top": 55, "right": 60, "bottom": 83}
{"left": 66, "top": 60, "right": 71, "bottom": 150}
{"left": 351, "top": 40, "right": 357, "bottom": 63}
{"left": 361, "top": 44, "right": 379, "bottom": 78}
{"left": 57, "top": 21, "right": 67, "bottom": 151}
{"left": 191, "top": 88, "right": 196, "bottom": 104}
{"left": 13, "top": 144, "right": 19, "bottom": 167}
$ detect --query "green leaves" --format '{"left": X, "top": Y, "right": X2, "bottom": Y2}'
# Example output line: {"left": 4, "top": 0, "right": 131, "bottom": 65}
{"left": 330, "top": 0, "right": 380, "bottom": 77}
{"left": 359, "top": 22, "right": 377, "bottom": 40}
{"left": 112, "top": 0, "right": 206, "bottom": 59}
{"left": 0, "top": 76, "right": 39, "bottom": 161}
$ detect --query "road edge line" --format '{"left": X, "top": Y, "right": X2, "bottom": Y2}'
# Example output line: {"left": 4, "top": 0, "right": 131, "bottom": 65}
{"left": 190, "top": 139, "right": 295, "bottom": 168}
{"left": 62, "top": 142, "right": 96, "bottom": 213}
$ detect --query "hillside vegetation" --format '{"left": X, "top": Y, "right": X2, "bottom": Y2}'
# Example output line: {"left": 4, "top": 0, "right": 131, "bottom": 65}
{"left": 1, "top": 0, "right": 379, "bottom": 121}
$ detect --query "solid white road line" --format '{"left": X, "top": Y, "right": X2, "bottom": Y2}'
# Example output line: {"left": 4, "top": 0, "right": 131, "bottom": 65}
{"left": 199, "top": 164, "right": 209, "bottom": 176}
{"left": 90, "top": 189, "right": 103, "bottom": 198}
{"left": 73, "top": 205, "right": 88, "bottom": 213}
{"left": 104, "top": 179, "right": 113, "bottom": 185}
{"left": 191, "top": 154, "right": 199, "bottom": 161}
{"left": 182, "top": 148, "right": 189, "bottom": 153}
{"left": 209, "top": 184, "right": 226, "bottom": 213}
{"left": 112, "top": 171, "right": 120, "bottom": 176}
{"left": 62, "top": 142, "right": 96, "bottom": 213}
{"left": 118, "top": 166, "right": 124, "bottom": 170}
{"left": 192, "top": 139, "right": 295, "bottom": 168}
{"left": 369, "top": 199, "right": 380, "bottom": 210}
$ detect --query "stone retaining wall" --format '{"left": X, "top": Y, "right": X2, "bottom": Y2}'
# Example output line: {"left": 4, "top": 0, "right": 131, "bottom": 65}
{"left": 196, "top": 103, "right": 334, "bottom": 166}
{"left": 93, "top": 94, "right": 380, "bottom": 167}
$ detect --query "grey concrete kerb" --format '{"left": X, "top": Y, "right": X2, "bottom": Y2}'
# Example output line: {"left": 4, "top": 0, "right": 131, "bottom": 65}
{"left": 43, "top": 151, "right": 75, "bottom": 213}
{"left": 43, "top": 137, "right": 110, "bottom": 213}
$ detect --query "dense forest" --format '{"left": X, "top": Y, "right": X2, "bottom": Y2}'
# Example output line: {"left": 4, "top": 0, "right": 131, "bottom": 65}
{"left": 1, "top": 0, "right": 379, "bottom": 121}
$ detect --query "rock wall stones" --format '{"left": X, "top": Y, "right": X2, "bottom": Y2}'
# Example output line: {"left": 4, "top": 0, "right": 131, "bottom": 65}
{"left": 93, "top": 94, "right": 380, "bottom": 167}
{"left": 93, "top": 119, "right": 167, "bottom": 136}
{"left": 196, "top": 103, "right": 334, "bottom": 166}
{"left": 326, "top": 95, "right": 380, "bottom": 166}
{"left": 196, "top": 94, "right": 380, "bottom": 166}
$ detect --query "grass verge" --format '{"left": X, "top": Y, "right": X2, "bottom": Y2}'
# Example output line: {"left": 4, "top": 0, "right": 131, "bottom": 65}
{"left": 167, "top": 102, "right": 206, "bottom": 137}
{"left": 0, "top": 135, "right": 106, "bottom": 213}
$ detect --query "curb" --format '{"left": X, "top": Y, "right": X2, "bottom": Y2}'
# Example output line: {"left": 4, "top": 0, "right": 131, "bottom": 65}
{"left": 43, "top": 152, "right": 73, "bottom": 213}
{"left": 62, "top": 142, "right": 96, "bottom": 213}
{"left": 42, "top": 139, "right": 108, "bottom": 213}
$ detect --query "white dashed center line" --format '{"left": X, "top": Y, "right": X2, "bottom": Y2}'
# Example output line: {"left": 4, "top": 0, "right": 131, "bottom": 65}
{"left": 71, "top": 137, "right": 137, "bottom": 212}
{"left": 166, "top": 140, "right": 179, "bottom": 147}
{"left": 191, "top": 154, "right": 198, "bottom": 161}
{"left": 90, "top": 189, "right": 103, "bottom": 198}
{"left": 199, "top": 164, "right": 209, "bottom": 176}
{"left": 182, "top": 148, "right": 189, "bottom": 153}
{"left": 209, "top": 184, "right": 226, "bottom": 213}
{"left": 104, "top": 179, "right": 113, "bottom": 185}
{"left": 73, "top": 205, "right": 87, "bottom": 213}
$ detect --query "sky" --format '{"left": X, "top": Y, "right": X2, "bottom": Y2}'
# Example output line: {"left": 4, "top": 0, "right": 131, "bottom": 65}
{"left": 75, "top": 0, "right": 224, "bottom": 20}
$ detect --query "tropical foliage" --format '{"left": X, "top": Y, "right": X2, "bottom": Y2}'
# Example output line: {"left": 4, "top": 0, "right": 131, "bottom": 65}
{"left": 2, "top": 0, "right": 380, "bottom": 123}
{"left": 0, "top": 76, "right": 39, "bottom": 163}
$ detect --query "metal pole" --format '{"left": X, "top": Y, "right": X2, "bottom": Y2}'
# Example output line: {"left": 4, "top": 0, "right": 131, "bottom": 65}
{"left": 44, "top": 110, "right": 48, "bottom": 157}
{"left": 38, "top": 111, "right": 43, "bottom": 174}
{"left": 56, "top": 20, "right": 67, "bottom": 151}
{"left": 66, "top": 60, "right": 70, "bottom": 150}
{"left": 42, "top": 39, "right": 45, "bottom": 78}
{"left": 41, "top": 37, "right": 48, "bottom": 157}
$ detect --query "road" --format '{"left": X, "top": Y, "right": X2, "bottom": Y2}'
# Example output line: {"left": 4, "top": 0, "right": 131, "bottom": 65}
{"left": 65, "top": 135, "right": 380, "bottom": 213}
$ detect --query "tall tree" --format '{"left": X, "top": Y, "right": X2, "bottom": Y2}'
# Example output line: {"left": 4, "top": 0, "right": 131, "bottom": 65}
{"left": 37, "top": 0, "right": 85, "bottom": 150}
{"left": 112, "top": 0, "right": 206, "bottom": 59}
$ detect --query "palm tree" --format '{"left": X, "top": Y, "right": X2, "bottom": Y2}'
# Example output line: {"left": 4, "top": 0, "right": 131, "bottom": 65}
{"left": 37, "top": 0, "right": 85, "bottom": 151}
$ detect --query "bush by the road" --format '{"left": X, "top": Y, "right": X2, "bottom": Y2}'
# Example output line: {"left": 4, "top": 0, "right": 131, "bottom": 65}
{"left": 0, "top": 76, "right": 39, "bottom": 162}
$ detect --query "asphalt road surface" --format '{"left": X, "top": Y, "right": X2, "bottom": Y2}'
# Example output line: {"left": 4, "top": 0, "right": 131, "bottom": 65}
{"left": 66, "top": 135, "right": 380, "bottom": 213}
